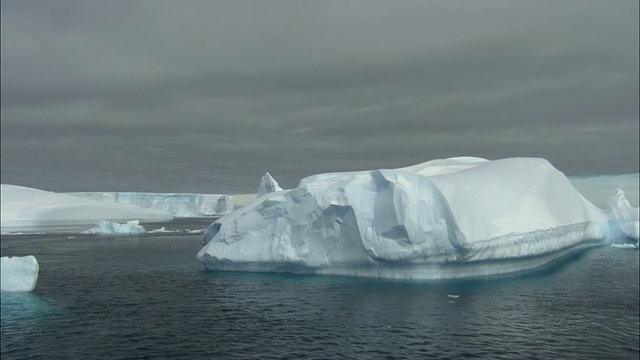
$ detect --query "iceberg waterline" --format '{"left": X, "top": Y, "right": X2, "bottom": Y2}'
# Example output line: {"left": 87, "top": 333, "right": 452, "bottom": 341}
{"left": 0, "top": 159, "right": 636, "bottom": 279}
{"left": 197, "top": 157, "right": 638, "bottom": 280}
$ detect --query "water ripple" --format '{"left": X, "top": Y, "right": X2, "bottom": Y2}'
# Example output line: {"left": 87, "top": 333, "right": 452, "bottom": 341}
{"left": 1, "top": 232, "right": 638, "bottom": 359}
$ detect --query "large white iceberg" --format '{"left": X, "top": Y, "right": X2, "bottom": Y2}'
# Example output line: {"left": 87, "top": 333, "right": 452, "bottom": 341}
{"left": 1, "top": 184, "right": 173, "bottom": 233}
{"left": 1, "top": 256, "right": 39, "bottom": 292}
{"left": 67, "top": 192, "right": 233, "bottom": 217}
{"left": 197, "top": 157, "right": 635, "bottom": 280}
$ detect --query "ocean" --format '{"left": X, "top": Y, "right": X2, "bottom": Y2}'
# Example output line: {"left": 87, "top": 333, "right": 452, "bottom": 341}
{"left": 1, "top": 218, "right": 638, "bottom": 359}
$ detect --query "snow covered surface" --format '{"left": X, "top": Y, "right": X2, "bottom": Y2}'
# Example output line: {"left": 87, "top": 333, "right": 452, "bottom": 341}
{"left": 1, "top": 256, "right": 39, "bottom": 293}
{"left": 197, "top": 157, "right": 636, "bottom": 280}
{"left": 82, "top": 220, "right": 146, "bottom": 235}
{"left": 257, "top": 172, "right": 283, "bottom": 197}
{"left": 1, "top": 185, "right": 173, "bottom": 234}
{"left": 68, "top": 192, "right": 233, "bottom": 217}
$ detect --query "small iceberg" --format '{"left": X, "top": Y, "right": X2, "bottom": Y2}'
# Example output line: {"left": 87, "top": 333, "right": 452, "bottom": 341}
{"left": 610, "top": 243, "right": 638, "bottom": 249}
{"left": 606, "top": 188, "right": 640, "bottom": 241}
{"left": 1, "top": 255, "right": 39, "bottom": 293}
{"left": 82, "top": 220, "right": 145, "bottom": 235}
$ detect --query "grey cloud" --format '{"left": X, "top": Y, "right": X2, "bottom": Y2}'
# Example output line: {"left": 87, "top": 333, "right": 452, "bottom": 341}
{"left": 1, "top": 0, "right": 638, "bottom": 193}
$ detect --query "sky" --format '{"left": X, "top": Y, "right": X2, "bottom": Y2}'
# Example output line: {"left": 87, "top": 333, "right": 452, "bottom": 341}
{"left": 1, "top": 0, "right": 638, "bottom": 194}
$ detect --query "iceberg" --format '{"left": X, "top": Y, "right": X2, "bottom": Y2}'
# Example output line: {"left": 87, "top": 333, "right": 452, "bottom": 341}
{"left": 606, "top": 189, "right": 640, "bottom": 241}
{"left": 610, "top": 243, "right": 638, "bottom": 249}
{"left": 1, "top": 184, "right": 173, "bottom": 233}
{"left": 1, "top": 256, "right": 39, "bottom": 293}
{"left": 197, "top": 157, "right": 627, "bottom": 280}
{"left": 67, "top": 192, "right": 233, "bottom": 217}
{"left": 82, "top": 220, "right": 146, "bottom": 235}
{"left": 257, "top": 172, "right": 283, "bottom": 197}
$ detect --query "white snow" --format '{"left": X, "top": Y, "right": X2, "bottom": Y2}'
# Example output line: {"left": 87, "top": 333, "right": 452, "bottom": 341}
{"left": 257, "top": 172, "right": 284, "bottom": 197}
{"left": 1, "top": 256, "right": 39, "bottom": 293}
{"left": 1, "top": 184, "right": 173, "bottom": 234}
{"left": 68, "top": 192, "right": 233, "bottom": 217}
{"left": 82, "top": 220, "right": 146, "bottom": 235}
{"left": 197, "top": 157, "right": 629, "bottom": 280}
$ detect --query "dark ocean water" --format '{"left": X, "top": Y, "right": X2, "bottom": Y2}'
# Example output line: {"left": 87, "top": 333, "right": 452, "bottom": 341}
{"left": 1, "top": 218, "right": 638, "bottom": 359}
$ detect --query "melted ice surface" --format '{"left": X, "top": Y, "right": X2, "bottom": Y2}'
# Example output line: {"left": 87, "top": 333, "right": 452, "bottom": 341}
{"left": 197, "top": 157, "right": 634, "bottom": 280}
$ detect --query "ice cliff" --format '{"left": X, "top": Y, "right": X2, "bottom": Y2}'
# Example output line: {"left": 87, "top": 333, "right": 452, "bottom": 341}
{"left": 1, "top": 256, "right": 39, "bottom": 292}
{"left": 197, "top": 157, "right": 634, "bottom": 280}
{"left": 68, "top": 192, "right": 233, "bottom": 217}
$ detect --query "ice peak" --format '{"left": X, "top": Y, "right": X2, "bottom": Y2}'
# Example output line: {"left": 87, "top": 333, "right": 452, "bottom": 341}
{"left": 257, "top": 172, "right": 283, "bottom": 197}
{"left": 607, "top": 188, "right": 639, "bottom": 241}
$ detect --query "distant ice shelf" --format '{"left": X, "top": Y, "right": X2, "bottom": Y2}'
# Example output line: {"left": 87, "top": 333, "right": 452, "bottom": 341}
{"left": 1, "top": 184, "right": 173, "bottom": 233}
{"left": 198, "top": 157, "right": 638, "bottom": 280}
{"left": 67, "top": 192, "right": 234, "bottom": 217}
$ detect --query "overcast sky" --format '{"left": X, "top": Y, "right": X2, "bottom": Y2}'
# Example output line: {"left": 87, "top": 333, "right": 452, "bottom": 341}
{"left": 1, "top": 0, "right": 638, "bottom": 194}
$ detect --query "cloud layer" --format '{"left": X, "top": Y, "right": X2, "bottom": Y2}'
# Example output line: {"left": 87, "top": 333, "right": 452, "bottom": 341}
{"left": 1, "top": 0, "right": 638, "bottom": 193}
